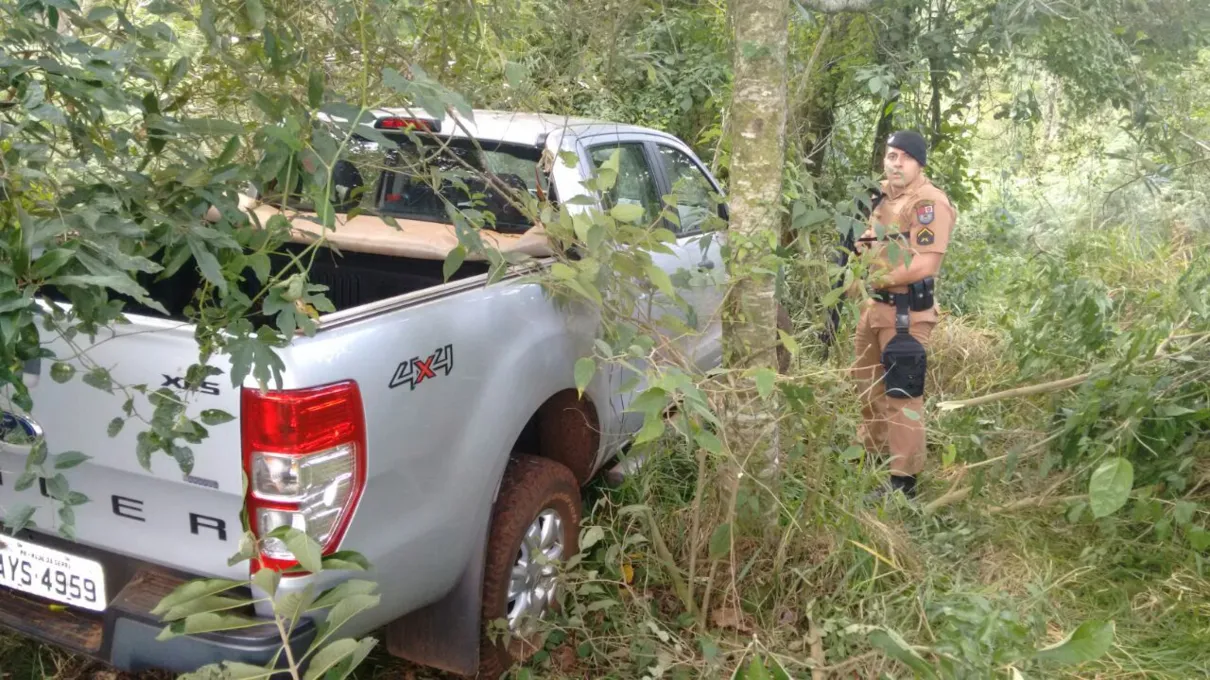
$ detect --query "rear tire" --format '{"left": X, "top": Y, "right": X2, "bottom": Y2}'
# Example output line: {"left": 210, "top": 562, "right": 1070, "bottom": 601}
{"left": 477, "top": 454, "right": 581, "bottom": 679}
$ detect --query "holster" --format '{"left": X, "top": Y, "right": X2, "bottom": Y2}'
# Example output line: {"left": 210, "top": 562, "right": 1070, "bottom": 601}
{"left": 872, "top": 277, "right": 935, "bottom": 312}
{"left": 881, "top": 294, "right": 927, "bottom": 399}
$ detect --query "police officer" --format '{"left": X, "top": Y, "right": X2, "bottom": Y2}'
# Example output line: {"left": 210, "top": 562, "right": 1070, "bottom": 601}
{"left": 851, "top": 130, "right": 955, "bottom": 499}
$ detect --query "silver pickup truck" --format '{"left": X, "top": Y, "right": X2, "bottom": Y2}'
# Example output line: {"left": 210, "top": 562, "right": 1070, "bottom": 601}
{"left": 0, "top": 109, "right": 727, "bottom": 678}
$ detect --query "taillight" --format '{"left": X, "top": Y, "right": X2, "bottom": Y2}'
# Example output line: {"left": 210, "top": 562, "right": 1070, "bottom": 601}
{"left": 241, "top": 381, "right": 367, "bottom": 575}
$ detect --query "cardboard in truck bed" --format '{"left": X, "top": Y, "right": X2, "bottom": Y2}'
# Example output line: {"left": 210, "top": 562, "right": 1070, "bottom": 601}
{"left": 207, "top": 196, "right": 554, "bottom": 261}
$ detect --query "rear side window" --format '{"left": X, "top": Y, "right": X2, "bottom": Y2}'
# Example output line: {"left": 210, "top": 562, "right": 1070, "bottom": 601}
{"left": 655, "top": 145, "right": 720, "bottom": 235}
{"left": 262, "top": 130, "right": 548, "bottom": 234}
{"left": 375, "top": 138, "right": 547, "bottom": 233}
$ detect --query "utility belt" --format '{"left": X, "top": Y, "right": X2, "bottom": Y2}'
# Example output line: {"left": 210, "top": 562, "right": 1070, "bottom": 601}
{"left": 872, "top": 277, "right": 936, "bottom": 329}
{"left": 874, "top": 277, "right": 934, "bottom": 399}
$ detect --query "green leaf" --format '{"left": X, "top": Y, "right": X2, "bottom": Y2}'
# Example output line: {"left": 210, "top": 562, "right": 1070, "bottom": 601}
{"left": 58, "top": 505, "right": 74, "bottom": 529}
{"left": 45, "top": 474, "right": 68, "bottom": 500}
{"left": 645, "top": 264, "right": 675, "bottom": 298}
{"left": 4, "top": 504, "right": 37, "bottom": 534}
{"left": 574, "top": 357, "right": 595, "bottom": 396}
{"left": 551, "top": 262, "right": 576, "bottom": 280}
{"left": 504, "top": 62, "right": 527, "bottom": 89}
{"left": 1160, "top": 404, "right": 1196, "bottom": 417}
{"left": 308, "top": 69, "right": 324, "bottom": 108}
{"left": 32, "top": 248, "right": 75, "bottom": 278}
{"left": 753, "top": 368, "right": 775, "bottom": 398}
{"left": 53, "top": 451, "right": 90, "bottom": 470}
{"left": 169, "top": 443, "right": 194, "bottom": 476}
{"left": 307, "top": 593, "right": 381, "bottom": 657}
{"left": 1034, "top": 620, "right": 1115, "bottom": 665}
{"left": 249, "top": 252, "right": 271, "bottom": 283}
{"left": 189, "top": 238, "right": 227, "bottom": 294}
{"left": 48, "top": 274, "right": 166, "bottom": 314}
{"left": 902, "top": 408, "right": 921, "bottom": 421}
{"left": 1188, "top": 527, "right": 1210, "bottom": 551}
{"left": 216, "top": 134, "right": 242, "bottom": 166}
{"left": 14, "top": 472, "right": 37, "bottom": 492}
{"left": 245, "top": 0, "right": 265, "bottom": 29}
{"left": 285, "top": 528, "right": 323, "bottom": 573}
{"left": 708, "top": 523, "right": 731, "bottom": 559}
{"left": 276, "top": 584, "right": 317, "bottom": 626}
{"left": 840, "top": 445, "right": 864, "bottom": 461}
{"left": 201, "top": 409, "right": 235, "bottom": 426}
{"left": 745, "top": 655, "right": 771, "bottom": 680}
{"left": 303, "top": 638, "right": 370, "bottom": 680}
{"left": 29, "top": 439, "right": 48, "bottom": 466}
{"left": 201, "top": 663, "right": 273, "bottom": 680}
{"left": 695, "top": 429, "right": 722, "bottom": 455}
{"left": 584, "top": 598, "right": 618, "bottom": 613}
{"left": 50, "top": 362, "right": 75, "bottom": 383}
{"left": 1089, "top": 458, "right": 1133, "bottom": 518}
{"left": 1174, "top": 501, "right": 1196, "bottom": 527}
{"left": 634, "top": 413, "right": 665, "bottom": 445}
{"left": 610, "top": 203, "right": 645, "bottom": 223}
{"left": 321, "top": 551, "right": 370, "bottom": 571}
{"left": 581, "top": 526, "right": 605, "bottom": 550}
{"left": 443, "top": 245, "right": 466, "bottom": 282}
{"left": 309, "top": 580, "right": 379, "bottom": 612}
{"left": 152, "top": 579, "right": 246, "bottom": 616}
{"left": 227, "top": 532, "right": 256, "bottom": 567}
{"left": 868, "top": 628, "right": 937, "bottom": 678}
{"left": 161, "top": 595, "right": 251, "bottom": 622}
{"left": 158, "top": 611, "right": 265, "bottom": 640}
{"left": 777, "top": 329, "right": 799, "bottom": 358}
{"left": 82, "top": 367, "right": 112, "bottom": 392}
{"left": 167, "top": 56, "right": 190, "bottom": 91}
{"left": 136, "top": 431, "right": 158, "bottom": 470}
{"left": 251, "top": 567, "right": 281, "bottom": 597}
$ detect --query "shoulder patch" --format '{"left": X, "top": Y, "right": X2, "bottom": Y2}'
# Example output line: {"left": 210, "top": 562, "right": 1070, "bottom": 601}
{"left": 917, "top": 227, "right": 935, "bottom": 246}
{"left": 915, "top": 200, "right": 935, "bottom": 225}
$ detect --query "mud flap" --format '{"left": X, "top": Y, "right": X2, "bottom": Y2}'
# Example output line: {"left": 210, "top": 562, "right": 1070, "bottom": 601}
{"left": 384, "top": 521, "right": 489, "bottom": 676}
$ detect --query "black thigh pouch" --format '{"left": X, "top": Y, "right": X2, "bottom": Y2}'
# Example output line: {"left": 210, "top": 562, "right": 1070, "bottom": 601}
{"left": 882, "top": 332, "right": 927, "bottom": 399}
{"left": 881, "top": 294, "right": 927, "bottom": 399}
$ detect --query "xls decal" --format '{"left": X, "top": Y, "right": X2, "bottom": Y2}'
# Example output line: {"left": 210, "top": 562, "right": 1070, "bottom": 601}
{"left": 389, "top": 344, "right": 454, "bottom": 390}
{"left": 162, "top": 374, "right": 221, "bottom": 396}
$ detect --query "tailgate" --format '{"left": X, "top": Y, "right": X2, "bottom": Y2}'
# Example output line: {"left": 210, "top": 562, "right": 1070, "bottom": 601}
{"left": 0, "top": 312, "right": 246, "bottom": 581}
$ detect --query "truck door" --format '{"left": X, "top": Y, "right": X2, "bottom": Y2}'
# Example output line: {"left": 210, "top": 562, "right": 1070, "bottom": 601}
{"left": 648, "top": 141, "right": 728, "bottom": 371}
{"left": 577, "top": 136, "right": 700, "bottom": 433}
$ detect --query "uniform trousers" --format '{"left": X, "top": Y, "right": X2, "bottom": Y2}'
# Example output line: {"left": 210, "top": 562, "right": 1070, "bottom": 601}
{"left": 851, "top": 299, "right": 937, "bottom": 476}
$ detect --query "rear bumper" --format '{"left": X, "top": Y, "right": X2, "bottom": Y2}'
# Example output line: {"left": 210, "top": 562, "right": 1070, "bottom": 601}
{"left": 0, "top": 531, "right": 315, "bottom": 674}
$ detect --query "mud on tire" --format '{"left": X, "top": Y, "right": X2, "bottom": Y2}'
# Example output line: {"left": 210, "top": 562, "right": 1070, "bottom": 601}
{"left": 477, "top": 454, "right": 581, "bottom": 679}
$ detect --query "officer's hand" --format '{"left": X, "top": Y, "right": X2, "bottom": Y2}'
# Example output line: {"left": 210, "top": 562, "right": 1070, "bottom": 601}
{"left": 855, "top": 228, "right": 876, "bottom": 253}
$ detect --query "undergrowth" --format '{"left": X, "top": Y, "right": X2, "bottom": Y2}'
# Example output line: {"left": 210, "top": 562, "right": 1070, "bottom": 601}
{"left": 486, "top": 203, "right": 1210, "bottom": 679}
{"left": 3, "top": 158, "right": 1208, "bottom": 680}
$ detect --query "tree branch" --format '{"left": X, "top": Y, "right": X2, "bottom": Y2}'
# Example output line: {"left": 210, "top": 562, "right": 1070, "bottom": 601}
{"left": 936, "top": 373, "right": 1091, "bottom": 411}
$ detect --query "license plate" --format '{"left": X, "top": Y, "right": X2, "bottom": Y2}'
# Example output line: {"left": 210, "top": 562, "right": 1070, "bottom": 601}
{"left": 0, "top": 534, "right": 107, "bottom": 612}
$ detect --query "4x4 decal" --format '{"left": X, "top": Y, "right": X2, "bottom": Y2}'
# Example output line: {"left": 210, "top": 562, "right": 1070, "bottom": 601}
{"left": 390, "top": 344, "right": 454, "bottom": 390}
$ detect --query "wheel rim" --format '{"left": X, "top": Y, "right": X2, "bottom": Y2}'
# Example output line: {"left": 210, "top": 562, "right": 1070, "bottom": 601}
{"left": 505, "top": 508, "right": 564, "bottom": 635}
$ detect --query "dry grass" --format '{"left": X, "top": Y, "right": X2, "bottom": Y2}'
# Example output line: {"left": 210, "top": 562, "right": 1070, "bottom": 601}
{"left": 927, "top": 313, "right": 1012, "bottom": 401}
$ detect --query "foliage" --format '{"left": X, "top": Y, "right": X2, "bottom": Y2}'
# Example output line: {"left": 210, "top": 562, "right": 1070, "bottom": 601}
{"left": 159, "top": 529, "right": 380, "bottom": 680}
{"left": 0, "top": 0, "right": 1209, "bottom": 678}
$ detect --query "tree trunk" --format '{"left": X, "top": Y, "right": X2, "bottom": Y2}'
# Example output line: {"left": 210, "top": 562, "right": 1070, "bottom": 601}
{"left": 721, "top": 0, "right": 789, "bottom": 485}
